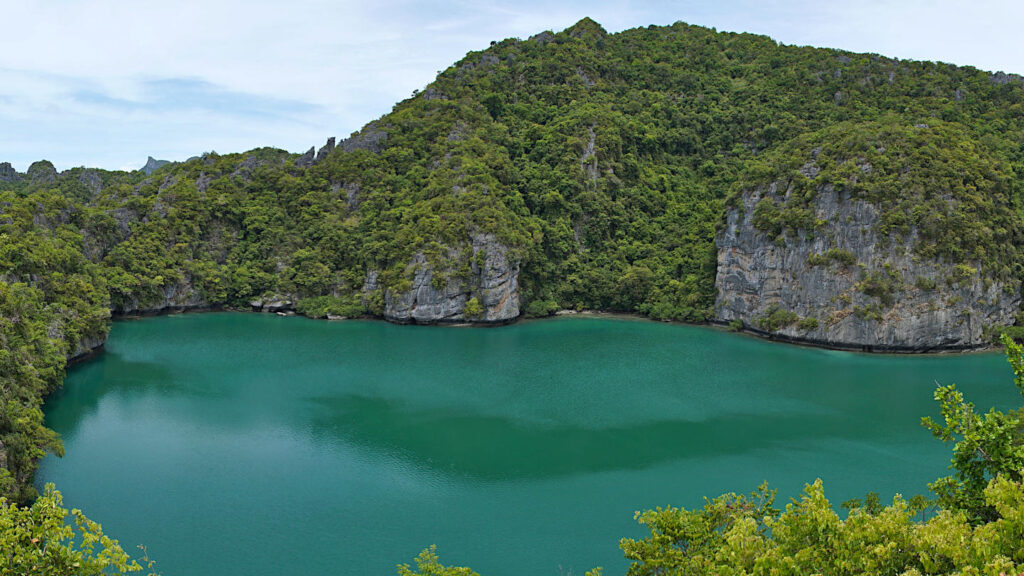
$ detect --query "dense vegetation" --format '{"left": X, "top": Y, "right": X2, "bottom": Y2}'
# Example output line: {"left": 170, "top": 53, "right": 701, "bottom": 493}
{"left": 4, "top": 15, "right": 1024, "bottom": 573}
{"left": 742, "top": 119, "right": 1024, "bottom": 280}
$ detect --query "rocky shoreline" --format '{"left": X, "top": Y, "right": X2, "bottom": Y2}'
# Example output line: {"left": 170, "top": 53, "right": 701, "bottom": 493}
{"left": 67, "top": 304, "right": 1000, "bottom": 371}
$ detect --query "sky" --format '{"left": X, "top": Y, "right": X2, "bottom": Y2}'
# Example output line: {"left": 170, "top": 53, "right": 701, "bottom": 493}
{"left": 1, "top": 0, "right": 1022, "bottom": 172}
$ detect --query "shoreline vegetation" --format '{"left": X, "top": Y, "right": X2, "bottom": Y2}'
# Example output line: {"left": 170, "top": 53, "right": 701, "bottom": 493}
{"left": 99, "top": 305, "right": 1009, "bottom": 357}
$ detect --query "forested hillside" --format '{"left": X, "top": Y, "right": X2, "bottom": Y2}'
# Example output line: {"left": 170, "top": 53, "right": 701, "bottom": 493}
{"left": 3, "top": 16, "right": 1024, "bottom": 514}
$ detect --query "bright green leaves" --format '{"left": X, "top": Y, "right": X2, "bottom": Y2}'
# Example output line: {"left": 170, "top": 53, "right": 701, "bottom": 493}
{"left": 397, "top": 546, "right": 480, "bottom": 576}
{"left": 620, "top": 483, "right": 778, "bottom": 576}
{"left": 0, "top": 484, "right": 155, "bottom": 575}
{"left": 623, "top": 477, "right": 1024, "bottom": 576}
{"left": 923, "top": 334, "right": 1024, "bottom": 523}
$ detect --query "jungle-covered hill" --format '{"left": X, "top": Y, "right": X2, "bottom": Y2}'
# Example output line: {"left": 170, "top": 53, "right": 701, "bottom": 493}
{"left": 4, "top": 17, "right": 1024, "bottom": 500}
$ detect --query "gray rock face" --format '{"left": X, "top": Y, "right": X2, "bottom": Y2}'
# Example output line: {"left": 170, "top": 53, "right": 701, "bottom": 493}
{"left": 338, "top": 122, "right": 387, "bottom": 154}
{"left": 990, "top": 71, "right": 1024, "bottom": 86}
{"left": 315, "top": 137, "right": 336, "bottom": 162}
{"left": 112, "top": 278, "right": 211, "bottom": 315}
{"left": 68, "top": 331, "right": 108, "bottom": 362}
{"left": 420, "top": 87, "right": 448, "bottom": 101}
{"left": 249, "top": 295, "right": 295, "bottom": 313}
{"left": 0, "top": 162, "right": 20, "bottom": 183}
{"left": 715, "top": 185, "right": 1020, "bottom": 350}
{"left": 383, "top": 233, "right": 519, "bottom": 324}
{"left": 529, "top": 31, "right": 554, "bottom": 44}
{"left": 78, "top": 169, "right": 104, "bottom": 198}
{"left": 142, "top": 156, "right": 170, "bottom": 175}
{"left": 27, "top": 160, "right": 56, "bottom": 184}
{"left": 295, "top": 146, "right": 316, "bottom": 168}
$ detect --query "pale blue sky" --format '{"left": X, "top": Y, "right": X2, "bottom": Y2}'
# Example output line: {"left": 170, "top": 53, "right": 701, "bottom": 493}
{"left": 1, "top": 0, "right": 1021, "bottom": 171}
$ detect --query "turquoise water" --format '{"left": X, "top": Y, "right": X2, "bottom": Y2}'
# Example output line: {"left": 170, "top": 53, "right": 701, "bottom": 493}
{"left": 39, "top": 313, "right": 1020, "bottom": 575}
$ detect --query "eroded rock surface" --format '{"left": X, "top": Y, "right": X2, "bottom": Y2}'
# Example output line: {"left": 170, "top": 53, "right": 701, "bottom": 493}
{"left": 112, "top": 278, "right": 212, "bottom": 315}
{"left": 716, "top": 185, "right": 1020, "bottom": 350}
{"left": 383, "top": 233, "right": 519, "bottom": 324}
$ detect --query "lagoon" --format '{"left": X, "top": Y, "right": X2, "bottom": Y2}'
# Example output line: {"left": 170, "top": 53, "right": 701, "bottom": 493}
{"left": 38, "top": 313, "right": 1020, "bottom": 575}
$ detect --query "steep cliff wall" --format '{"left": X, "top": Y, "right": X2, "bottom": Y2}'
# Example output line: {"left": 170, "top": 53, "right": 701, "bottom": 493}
{"left": 716, "top": 183, "right": 1021, "bottom": 351}
{"left": 111, "top": 278, "right": 213, "bottom": 315}
{"left": 383, "top": 233, "right": 520, "bottom": 324}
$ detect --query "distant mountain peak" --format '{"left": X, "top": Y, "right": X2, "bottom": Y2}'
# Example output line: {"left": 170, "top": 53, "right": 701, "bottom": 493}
{"left": 566, "top": 17, "right": 606, "bottom": 39}
{"left": 142, "top": 156, "right": 170, "bottom": 175}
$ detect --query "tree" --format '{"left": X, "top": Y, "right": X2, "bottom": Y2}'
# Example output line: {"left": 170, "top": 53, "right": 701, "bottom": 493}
{"left": 397, "top": 546, "right": 480, "bottom": 576}
{"left": 0, "top": 483, "right": 157, "bottom": 575}
{"left": 922, "top": 333, "right": 1024, "bottom": 523}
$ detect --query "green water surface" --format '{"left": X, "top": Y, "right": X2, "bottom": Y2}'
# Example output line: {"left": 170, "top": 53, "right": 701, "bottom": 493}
{"left": 38, "top": 313, "right": 1021, "bottom": 575}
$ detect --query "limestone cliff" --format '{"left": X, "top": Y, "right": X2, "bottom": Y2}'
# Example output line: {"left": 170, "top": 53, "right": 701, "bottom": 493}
{"left": 111, "top": 278, "right": 213, "bottom": 315}
{"left": 716, "top": 184, "right": 1021, "bottom": 351}
{"left": 382, "top": 233, "right": 520, "bottom": 324}
{"left": 68, "top": 331, "right": 109, "bottom": 363}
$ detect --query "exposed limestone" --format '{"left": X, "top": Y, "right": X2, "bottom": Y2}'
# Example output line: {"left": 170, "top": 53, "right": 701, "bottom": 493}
{"left": 27, "top": 160, "right": 57, "bottom": 184}
{"left": 142, "top": 156, "right": 170, "bottom": 175}
{"left": 581, "top": 125, "right": 598, "bottom": 186}
{"left": 295, "top": 146, "right": 316, "bottom": 168}
{"left": 250, "top": 295, "right": 295, "bottom": 313}
{"left": 338, "top": 122, "right": 387, "bottom": 154}
{"left": 343, "top": 182, "right": 361, "bottom": 211}
{"left": 78, "top": 169, "right": 103, "bottom": 198}
{"left": 315, "top": 137, "right": 336, "bottom": 161}
{"left": 715, "top": 184, "right": 1020, "bottom": 351}
{"left": 113, "top": 278, "right": 212, "bottom": 315}
{"left": 990, "top": 71, "right": 1024, "bottom": 86}
{"left": 68, "top": 331, "right": 109, "bottom": 363}
{"left": 420, "top": 87, "right": 449, "bottom": 101}
{"left": 529, "top": 31, "right": 554, "bottom": 44}
{"left": 382, "top": 233, "right": 519, "bottom": 324}
{"left": 0, "top": 162, "right": 20, "bottom": 183}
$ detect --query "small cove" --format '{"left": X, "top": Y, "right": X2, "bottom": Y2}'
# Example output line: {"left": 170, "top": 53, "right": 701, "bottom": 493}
{"left": 39, "top": 313, "right": 1021, "bottom": 575}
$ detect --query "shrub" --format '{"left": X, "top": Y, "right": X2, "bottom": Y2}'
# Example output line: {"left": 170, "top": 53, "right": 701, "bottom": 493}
{"left": 758, "top": 305, "right": 798, "bottom": 331}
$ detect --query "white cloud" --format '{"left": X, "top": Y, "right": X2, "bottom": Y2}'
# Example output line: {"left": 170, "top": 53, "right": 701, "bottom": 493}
{"left": 0, "top": 0, "right": 1022, "bottom": 170}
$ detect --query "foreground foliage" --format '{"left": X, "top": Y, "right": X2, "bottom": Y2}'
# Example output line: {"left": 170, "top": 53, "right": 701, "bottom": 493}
{"left": 619, "top": 476, "right": 1024, "bottom": 576}
{"left": 0, "top": 484, "right": 155, "bottom": 575}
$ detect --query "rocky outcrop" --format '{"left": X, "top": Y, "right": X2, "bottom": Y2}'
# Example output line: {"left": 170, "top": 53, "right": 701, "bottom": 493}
{"left": 315, "top": 137, "right": 336, "bottom": 162}
{"left": 715, "top": 185, "right": 1020, "bottom": 351}
{"left": 337, "top": 122, "right": 387, "bottom": 154}
{"left": 295, "top": 146, "right": 316, "bottom": 168}
{"left": 68, "top": 331, "right": 108, "bottom": 363}
{"left": 249, "top": 295, "right": 295, "bottom": 313}
{"left": 27, "top": 160, "right": 56, "bottom": 184}
{"left": 142, "top": 156, "right": 170, "bottom": 175}
{"left": 78, "top": 169, "right": 104, "bottom": 198}
{"left": 293, "top": 124, "right": 386, "bottom": 172}
{"left": 382, "top": 233, "right": 519, "bottom": 324}
{"left": 0, "top": 162, "right": 20, "bottom": 184}
{"left": 112, "top": 278, "right": 212, "bottom": 315}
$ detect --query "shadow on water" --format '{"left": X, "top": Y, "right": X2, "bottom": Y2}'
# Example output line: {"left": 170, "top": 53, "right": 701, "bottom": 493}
{"left": 45, "top": 351, "right": 215, "bottom": 441}
{"left": 305, "top": 393, "right": 917, "bottom": 481}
